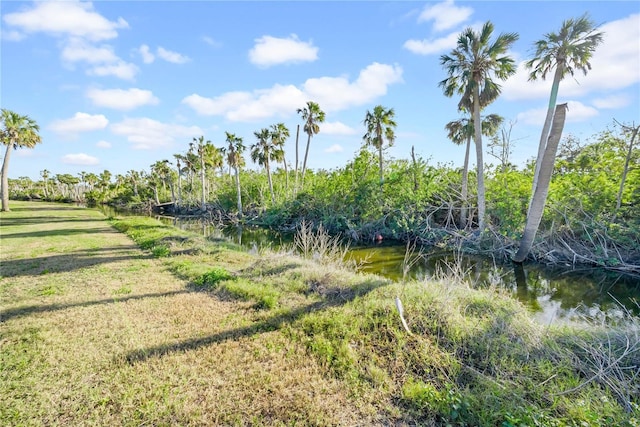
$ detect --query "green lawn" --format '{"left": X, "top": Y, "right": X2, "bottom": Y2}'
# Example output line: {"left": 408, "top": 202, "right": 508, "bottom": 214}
{"left": 2, "top": 201, "right": 638, "bottom": 426}
{"left": 1, "top": 201, "right": 376, "bottom": 426}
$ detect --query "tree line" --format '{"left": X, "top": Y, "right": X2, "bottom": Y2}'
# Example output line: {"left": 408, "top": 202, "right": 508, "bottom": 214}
{"left": 2, "top": 14, "right": 639, "bottom": 270}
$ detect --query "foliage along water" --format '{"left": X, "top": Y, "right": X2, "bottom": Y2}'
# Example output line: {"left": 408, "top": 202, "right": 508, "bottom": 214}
{"left": 103, "top": 207, "right": 639, "bottom": 324}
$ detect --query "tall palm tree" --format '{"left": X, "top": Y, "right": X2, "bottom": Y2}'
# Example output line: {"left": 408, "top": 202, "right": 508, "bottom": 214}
{"left": 514, "top": 103, "right": 568, "bottom": 262}
{"left": 251, "top": 128, "right": 277, "bottom": 204}
{"left": 225, "top": 132, "right": 245, "bottom": 216}
{"left": 192, "top": 136, "right": 222, "bottom": 211}
{"left": 363, "top": 105, "right": 397, "bottom": 187}
{"left": 445, "top": 113, "right": 503, "bottom": 228}
{"left": 40, "top": 169, "right": 50, "bottom": 200}
{"left": 526, "top": 14, "right": 603, "bottom": 209}
{"left": 150, "top": 160, "right": 175, "bottom": 204}
{"left": 440, "top": 21, "right": 518, "bottom": 231}
{"left": 173, "top": 155, "right": 184, "bottom": 207}
{"left": 1, "top": 109, "right": 42, "bottom": 211}
{"left": 297, "top": 101, "right": 325, "bottom": 186}
{"left": 271, "top": 123, "right": 290, "bottom": 191}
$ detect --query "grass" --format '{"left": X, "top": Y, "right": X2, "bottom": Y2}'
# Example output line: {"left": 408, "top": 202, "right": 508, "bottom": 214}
{"left": 2, "top": 201, "right": 639, "bottom": 426}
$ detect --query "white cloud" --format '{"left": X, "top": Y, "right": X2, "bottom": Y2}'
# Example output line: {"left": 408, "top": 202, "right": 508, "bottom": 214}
{"left": 2, "top": 1, "right": 128, "bottom": 41}
{"left": 202, "top": 36, "right": 222, "bottom": 48}
{"left": 88, "top": 61, "right": 139, "bottom": 80}
{"left": 61, "top": 153, "right": 100, "bottom": 166}
{"left": 303, "top": 63, "right": 404, "bottom": 111}
{"left": 86, "top": 88, "right": 159, "bottom": 110}
{"left": 182, "top": 62, "right": 403, "bottom": 122}
{"left": 592, "top": 94, "right": 631, "bottom": 109}
{"left": 503, "top": 14, "right": 640, "bottom": 101}
{"left": 403, "top": 32, "right": 459, "bottom": 55}
{"left": 157, "top": 47, "right": 190, "bottom": 64}
{"left": 324, "top": 144, "right": 344, "bottom": 154}
{"left": 62, "top": 38, "right": 119, "bottom": 64}
{"left": 321, "top": 121, "right": 357, "bottom": 136}
{"left": 249, "top": 34, "right": 318, "bottom": 67}
{"left": 96, "top": 140, "right": 112, "bottom": 148}
{"left": 564, "top": 101, "right": 599, "bottom": 123}
{"left": 50, "top": 112, "right": 109, "bottom": 135}
{"left": 2, "top": 29, "right": 25, "bottom": 41}
{"left": 417, "top": 0, "right": 473, "bottom": 31}
{"left": 138, "top": 44, "right": 155, "bottom": 63}
{"left": 516, "top": 101, "right": 598, "bottom": 126}
{"left": 110, "top": 118, "right": 203, "bottom": 150}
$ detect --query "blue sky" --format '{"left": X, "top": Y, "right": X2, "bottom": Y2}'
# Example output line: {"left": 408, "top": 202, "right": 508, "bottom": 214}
{"left": 2, "top": 0, "right": 638, "bottom": 180}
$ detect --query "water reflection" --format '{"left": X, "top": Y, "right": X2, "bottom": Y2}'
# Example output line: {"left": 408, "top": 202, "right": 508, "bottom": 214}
{"left": 102, "top": 208, "right": 639, "bottom": 324}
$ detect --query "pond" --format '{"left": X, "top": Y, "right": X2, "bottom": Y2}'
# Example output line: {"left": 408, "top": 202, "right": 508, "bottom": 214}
{"left": 102, "top": 207, "right": 640, "bottom": 325}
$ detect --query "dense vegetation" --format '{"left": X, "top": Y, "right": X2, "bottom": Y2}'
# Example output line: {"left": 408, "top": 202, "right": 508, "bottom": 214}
{"left": 7, "top": 121, "right": 640, "bottom": 272}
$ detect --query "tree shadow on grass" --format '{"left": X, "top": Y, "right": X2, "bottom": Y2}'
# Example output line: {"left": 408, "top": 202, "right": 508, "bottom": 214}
{"left": 124, "top": 278, "right": 388, "bottom": 364}
{"left": 0, "top": 216, "right": 104, "bottom": 226}
{"left": 0, "top": 246, "right": 148, "bottom": 278}
{"left": 1, "top": 227, "right": 112, "bottom": 239}
{"left": 1, "top": 290, "right": 190, "bottom": 323}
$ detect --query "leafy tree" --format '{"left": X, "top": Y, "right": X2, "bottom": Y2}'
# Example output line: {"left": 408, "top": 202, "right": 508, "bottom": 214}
{"left": 526, "top": 14, "right": 603, "bottom": 210}
{"left": 40, "top": 169, "right": 50, "bottom": 199}
{"left": 150, "top": 160, "right": 175, "bottom": 204}
{"left": 363, "top": 105, "right": 397, "bottom": 187}
{"left": 224, "top": 132, "right": 246, "bottom": 216}
{"left": 440, "top": 21, "right": 518, "bottom": 231}
{"left": 297, "top": 101, "right": 325, "bottom": 187}
{"left": 271, "top": 123, "right": 290, "bottom": 191}
{"left": 251, "top": 128, "right": 278, "bottom": 204}
{"left": 1, "top": 109, "right": 42, "bottom": 211}
{"left": 614, "top": 121, "right": 639, "bottom": 211}
{"left": 445, "top": 114, "right": 503, "bottom": 228}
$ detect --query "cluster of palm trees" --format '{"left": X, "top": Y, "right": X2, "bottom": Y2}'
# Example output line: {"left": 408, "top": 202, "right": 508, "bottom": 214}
{"left": 439, "top": 14, "right": 603, "bottom": 260}
{"left": 1, "top": 13, "right": 607, "bottom": 264}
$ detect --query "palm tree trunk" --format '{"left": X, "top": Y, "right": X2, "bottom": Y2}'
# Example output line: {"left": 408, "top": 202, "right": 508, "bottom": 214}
{"left": 294, "top": 124, "right": 300, "bottom": 191}
{"left": 200, "top": 161, "right": 206, "bottom": 212}
{"left": 301, "top": 133, "right": 312, "bottom": 186}
{"left": 529, "top": 64, "right": 563, "bottom": 215}
{"left": 616, "top": 125, "right": 638, "bottom": 210}
{"left": 1, "top": 143, "right": 14, "bottom": 211}
{"left": 411, "top": 146, "right": 418, "bottom": 192}
{"left": 461, "top": 135, "right": 471, "bottom": 228}
{"left": 235, "top": 167, "right": 243, "bottom": 216}
{"left": 514, "top": 103, "right": 568, "bottom": 263}
{"left": 283, "top": 159, "right": 289, "bottom": 191}
{"left": 266, "top": 160, "right": 275, "bottom": 204}
{"left": 378, "top": 144, "right": 384, "bottom": 187}
{"left": 472, "top": 88, "right": 486, "bottom": 231}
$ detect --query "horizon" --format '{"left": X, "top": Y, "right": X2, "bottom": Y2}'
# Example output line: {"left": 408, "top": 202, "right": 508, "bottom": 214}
{"left": 2, "top": 0, "right": 639, "bottom": 181}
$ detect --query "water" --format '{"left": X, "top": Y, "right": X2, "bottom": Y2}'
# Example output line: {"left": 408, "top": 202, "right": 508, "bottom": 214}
{"left": 101, "top": 207, "right": 640, "bottom": 324}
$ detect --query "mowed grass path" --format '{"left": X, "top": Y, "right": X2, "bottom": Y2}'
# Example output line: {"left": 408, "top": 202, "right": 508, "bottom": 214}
{"left": 0, "top": 202, "right": 375, "bottom": 426}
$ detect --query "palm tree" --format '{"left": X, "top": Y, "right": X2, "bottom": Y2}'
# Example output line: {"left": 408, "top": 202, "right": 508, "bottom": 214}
{"left": 297, "top": 101, "right": 325, "bottom": 186}
{"left": 225, "top": 132, "right": 245, "bottom": 216}
{"left": 440, "top": 21, "right": 518, "bottom": 231}
{"left": 1, "top": 109, "right": 42, "bottom": 211}
{"left": 150, "top": 160, "right": 175, "bottom": 204}
{"left": 251, "top": 128, "right": 277, "bottom": 204}
{"left": 526, "top": 14, "right": 603, "bottom": 210}
{"left": 40, "top": 169, "right": 50, "bottom": 200}
{"left": 514, "top": 103, "right": 568, "bottom": 262}
{"left": 192, "top": 136, "right": 222, "bottom": 211}
{"left": 445, "top": 113, "right": 503, "bottom": 228}
{"left": 173, "top": 154, "right": 185, "bottom": 207}
{"left": 271, "top": 123, "right": 290, "bottom": 191}
{"left": 363, "top": 105, "right": 397, "bottom": 187}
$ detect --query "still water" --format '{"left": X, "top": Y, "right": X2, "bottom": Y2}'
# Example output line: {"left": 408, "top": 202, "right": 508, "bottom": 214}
{"left": 105, "top": 208, "right": 640, "bottom": 324}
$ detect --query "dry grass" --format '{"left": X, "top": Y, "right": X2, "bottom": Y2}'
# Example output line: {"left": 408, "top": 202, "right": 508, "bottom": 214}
{"left": 0, "top": 201, "right": 378, "bottom": 426}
